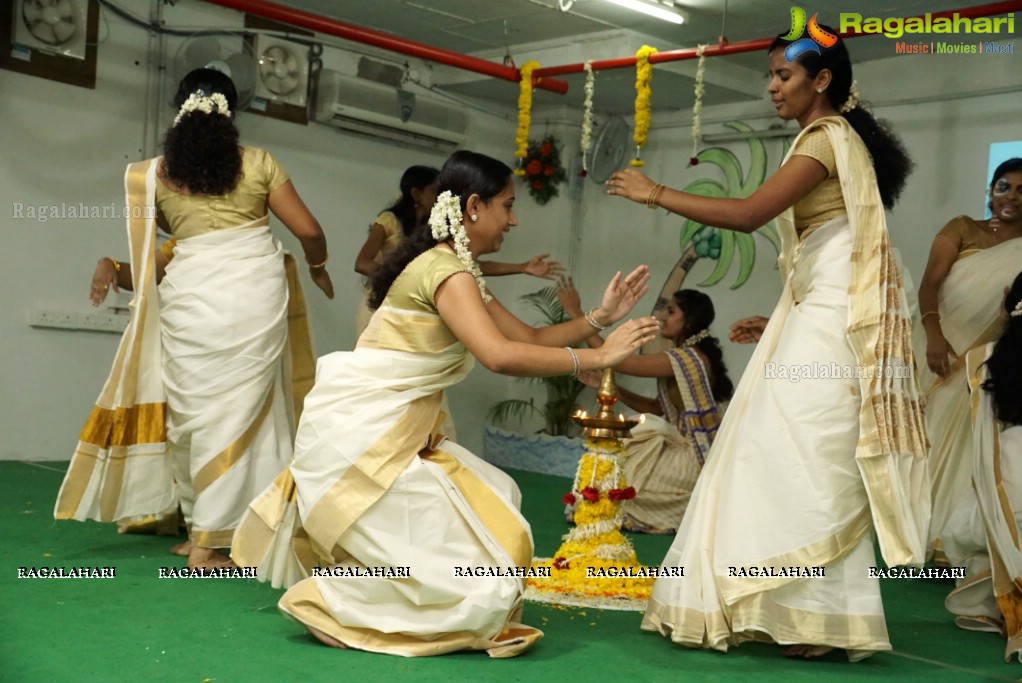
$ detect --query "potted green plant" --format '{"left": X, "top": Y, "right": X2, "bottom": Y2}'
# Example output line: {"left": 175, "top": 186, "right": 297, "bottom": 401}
{"left": 485, "top": 286, "right": 586, "bottom": 476}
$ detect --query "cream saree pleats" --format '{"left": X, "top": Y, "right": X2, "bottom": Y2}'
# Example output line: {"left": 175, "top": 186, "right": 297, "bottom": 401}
{"left": 159, "top": 222, "right": 293, "bottom": 548}
{"left": 55, "top": 160, "right": 174, "bottom": 522}
{"left": 233, "top": 302, "right": 542, "bottom": 657}
{"left": 944, "top": 345, "right": 1022, "bottom": 662}
{"left": 642, "top": 117, "right": 929, "bottom": 656}
{"left": 921, "top": 240, "right": 1022, "bottom": 551}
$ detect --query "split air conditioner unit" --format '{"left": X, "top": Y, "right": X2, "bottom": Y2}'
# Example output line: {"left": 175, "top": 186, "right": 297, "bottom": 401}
{"left": 315, "top": 69, "right": 467, "bottom": 151}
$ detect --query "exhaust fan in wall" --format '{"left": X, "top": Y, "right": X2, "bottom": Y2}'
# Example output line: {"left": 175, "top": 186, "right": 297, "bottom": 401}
{"left": 14, "top": 0, "right": 88, "bottom": 60}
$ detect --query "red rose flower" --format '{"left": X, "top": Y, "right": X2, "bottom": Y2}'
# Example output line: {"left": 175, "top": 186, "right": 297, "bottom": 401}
{"left": 532, "top": 180, "right": 545, "bottom": 190}
{"left": 689, "top": 156, "right": 700, "bottom": 166}
{"left": 562, "top": 492, "right": 576, "bottom": 505}
{"left": 543, "top": 165, "right": 555, "bottom": 176}
{"left": 579, "top": 169, "right": 588, "bottom": 178}
{"left": 526, "top": 159, "right": 543, "bottom": 175}
{"left": 540, "top": 142, "right": 553, "bottom": 157}
{"left": 581, "top": 486, "right": 600, "bottom": 502}
{"left": 608, "top": 486, "right": 637, "bottom": 501}
{"left": 554, "top": 556, "right": 571, "bottom": 569}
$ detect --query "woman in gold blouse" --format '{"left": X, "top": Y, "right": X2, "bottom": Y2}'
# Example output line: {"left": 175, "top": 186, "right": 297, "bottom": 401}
{"left": 57, "top": 68, "right": 333, "bottom": 569}
{"left": 918, "top": 158, "right": 1022, "bottom": 559}
{"left": 604, "top": 28, "right": 928, "bottom": 660}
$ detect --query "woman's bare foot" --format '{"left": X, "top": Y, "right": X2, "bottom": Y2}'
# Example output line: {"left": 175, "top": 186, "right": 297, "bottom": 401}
{"left": 186, "top": 546, "right": 235, "bottom": 570}
{"left": 306, "top": 625, "right": 348, "bottom": 649}
{"left": 170, "top": 540, "right": 192, "bottom": 557}
{"left": 784, "top": 644, "right": 835, "bottom": 658}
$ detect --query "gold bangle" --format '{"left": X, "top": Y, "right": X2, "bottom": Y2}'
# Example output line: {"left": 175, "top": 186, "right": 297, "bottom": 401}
{"left": 106, "top": 257, "right": 121, "bottom": 272}
{"left": 920, "top": 311, "right": 939, "bottom": 323}
{"left": 308, "top": 254, "right": 328, "bottom": 269}
{"left": 647, "top": 183, "right": 666, "bottom": 209}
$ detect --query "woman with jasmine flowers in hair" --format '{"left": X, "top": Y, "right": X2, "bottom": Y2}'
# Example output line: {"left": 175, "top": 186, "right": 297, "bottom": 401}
{"left": 606, "top": 27, "right": 928, "bottom": 659}
{"left": 56, "top": 68, "right": 334, "bottom": 570}
{"left": 943, "top": 271, "right": 1022, "bottom": 662}
{"left": 558, "top": 284, "right": 732, "bottom": 534}
{"left": 231, "top": 150, "right": 660, "bottom": 657}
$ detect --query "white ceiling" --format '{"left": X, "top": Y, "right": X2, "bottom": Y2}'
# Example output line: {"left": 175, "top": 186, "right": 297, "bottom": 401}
{"left": 240, "top": 0, "right": 1013, "bottom": 114}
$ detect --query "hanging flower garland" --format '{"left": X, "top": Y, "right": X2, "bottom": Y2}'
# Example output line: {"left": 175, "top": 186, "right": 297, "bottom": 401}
{"left": 630, "top": 45, "right": 657, "bottom": 167}
{"left": 521, "top": 135, "right": 568, "bottom": 205}
{"left": 689, "top": 44, "right": 708, "bottom": 167}
{"left": 579, "top": 60, "right": 595, "bottom": 176}
{"left": 514, "top": 61, "right": 541, "bottom": 177}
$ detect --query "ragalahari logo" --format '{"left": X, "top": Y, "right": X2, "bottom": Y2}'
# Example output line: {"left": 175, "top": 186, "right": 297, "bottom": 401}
{"left": 783, "top": 7, "right": 837, "bottom": 61}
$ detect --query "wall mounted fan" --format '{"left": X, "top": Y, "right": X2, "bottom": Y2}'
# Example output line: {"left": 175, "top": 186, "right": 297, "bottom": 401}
{"left": 170, "top": 34, "right": 258, "bottom": 111}
{"left": 14, "top": 0, "right": 87, "bottom": 60}
{"left": 587, "top": 116, "right": 630, "bottom": 184}
{"left": 254, "top": 38, "right": 309, "bottom": 108}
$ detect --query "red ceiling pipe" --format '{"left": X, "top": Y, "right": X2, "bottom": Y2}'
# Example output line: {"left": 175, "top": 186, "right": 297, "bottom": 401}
{"left": 202, "top": 0, "right": 570, "bottom": 94}
{"left": 534, "top": 0, "right": 1022, "bottom": 77}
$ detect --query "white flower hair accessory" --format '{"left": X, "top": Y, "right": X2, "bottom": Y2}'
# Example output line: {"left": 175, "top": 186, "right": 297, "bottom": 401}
{"left": 1011, "top": 298, "right": 1022, "bottom": 318}
{"left": 429, "top": 190, "right": 490, "bottom": 302}
{"left": 173, "top": 90, "right": 231, "bottom": 126}
{"left": 839, "top": 80, "right": 860, "bottom": 113}
{"left": 682, "top": 328, "right": 710, "bottom": 347}
{"left": 580, "top": 61, "right": 595, "bottom": 173}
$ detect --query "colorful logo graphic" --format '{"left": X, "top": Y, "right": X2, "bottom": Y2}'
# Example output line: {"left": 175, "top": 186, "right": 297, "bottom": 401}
{"left": 783, "top": 7, "right": 837, "bottom": 61}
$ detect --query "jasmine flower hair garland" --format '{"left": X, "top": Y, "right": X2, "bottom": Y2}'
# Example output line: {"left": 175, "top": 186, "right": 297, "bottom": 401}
{"left": 173, "top": 90, "right": 231, "bottom": 126}
{"left": 429, "top": 191, "right": 491, "bottom": 302}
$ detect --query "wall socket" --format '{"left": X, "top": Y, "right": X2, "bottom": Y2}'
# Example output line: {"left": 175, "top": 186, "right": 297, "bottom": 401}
{"left": 31, "top": 309, "right": 128, "bottom": 334}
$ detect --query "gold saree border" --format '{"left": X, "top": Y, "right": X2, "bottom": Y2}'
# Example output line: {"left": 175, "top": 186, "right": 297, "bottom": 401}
{"left": 302, "top": 392, "right": 440, "bottom": 560}
{"left": 424, "top": 449, "right": 533, "bottom": 569}
{"left": 279, "top": 578, "right": 542, "bottom": 657}
{"left": 643, "top": 592, "right": 890, "bottom": 653}
{"left": 192, "top": 387, "right": 274, "bottom": 496}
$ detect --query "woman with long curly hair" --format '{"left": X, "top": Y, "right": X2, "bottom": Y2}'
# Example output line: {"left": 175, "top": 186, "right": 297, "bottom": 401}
{"left": 56, "top": 68, "right": 333, "bottom": 570}
{"left": 944, "top": 271, "right": 1022, "bottom": 662}
{"left": 606, "top": 27, "right": 928, "bottom": 659}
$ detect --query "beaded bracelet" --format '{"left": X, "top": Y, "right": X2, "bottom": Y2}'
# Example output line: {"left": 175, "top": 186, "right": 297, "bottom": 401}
{"left": 565, "top": 347, "right": 581, "bottom": 376}
{"left": 584, "top": 307, "right": 609, "bottom": 331}
{"left": 308, "top": 254, "right": 328, "bottom": 269}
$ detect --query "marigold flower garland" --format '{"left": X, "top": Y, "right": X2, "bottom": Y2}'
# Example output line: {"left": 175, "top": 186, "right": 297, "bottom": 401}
{"left": 579, "top": 60, "right": 595, "bottom": 175}
{"left": 527, "top": 437, "right": 655, "bottom": 607}
{"left": 689, "top": 44, "right": 707, "bottom": 166}
{"left": 429, "top": 191, "right": 490, "bottom": 302}
{"left": 514, "top": 61, "right": 541, "bottom": 177}
{"left": 630, "top": 45, "right": 657, "bottom": 167}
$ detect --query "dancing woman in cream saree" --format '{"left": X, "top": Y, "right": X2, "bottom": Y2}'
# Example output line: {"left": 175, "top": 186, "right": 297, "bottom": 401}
{"left": 234, "top": 249, "right": 543, "bottom": 656}
{"left": 944, "top": 344, "right": 1022, "bottom": 662}
{"left": 55, "top": 154, "right": 303, "bottom": 559}
{"left": 611, "top": 114, "right": 928, "bottom": 659}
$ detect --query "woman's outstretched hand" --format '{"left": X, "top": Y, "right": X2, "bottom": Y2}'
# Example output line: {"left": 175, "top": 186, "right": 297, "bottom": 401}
{"left": 90, "top": 258, "right": 119, "bottom": 306}
{"left": 556, "top": 276, "right": 584, "bottom": 319}
{"left": 599, "top": 316, "right": 660, "bottom": 366}
{"left": 729, "top": 316, "right": 769, "bottom": 344}
{"left": 523, "top": 254, "right": 565, "bottom": 280}
{"left": 597, "top": 265, "right": 651, "bottom": 324}
{"left": 606, "top": 168, "right": 656, "bottom": 204}
{"left": 311, "top": 268, "right": 335, "bottom": 299}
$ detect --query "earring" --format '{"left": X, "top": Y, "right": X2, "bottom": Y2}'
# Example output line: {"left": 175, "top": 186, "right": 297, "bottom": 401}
{"left": 470, "top": 214, "right": 478, "bottom": 222}
{"left": 816, "top": 88, "right": 824, "bottom": 93}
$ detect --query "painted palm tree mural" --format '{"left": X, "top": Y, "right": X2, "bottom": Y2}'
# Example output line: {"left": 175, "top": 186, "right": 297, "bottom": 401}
{"left": 642, "top": 122, "right": 789, "bottom": 355}
{"left": 679, "top": 121, "right": 787, "bottom": 289}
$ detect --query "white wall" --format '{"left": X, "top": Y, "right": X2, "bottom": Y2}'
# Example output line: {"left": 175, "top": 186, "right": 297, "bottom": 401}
{"left": 2, "top": 2, "right": 1020, "bottom": 461}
